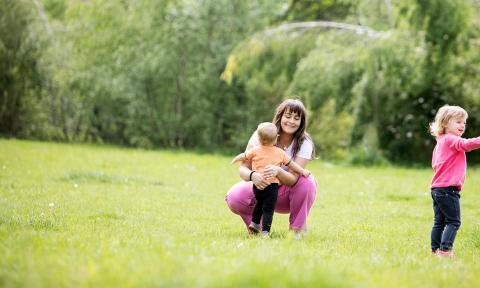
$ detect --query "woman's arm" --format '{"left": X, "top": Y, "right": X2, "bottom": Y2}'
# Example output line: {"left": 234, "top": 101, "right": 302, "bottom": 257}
{"left": 264, "top": 156, "right": 310, "bottom": 187}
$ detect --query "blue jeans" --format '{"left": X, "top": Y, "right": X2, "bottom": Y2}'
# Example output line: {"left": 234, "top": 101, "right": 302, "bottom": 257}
{"left": 430, "top": 186, "right": 461, "bottom": 252}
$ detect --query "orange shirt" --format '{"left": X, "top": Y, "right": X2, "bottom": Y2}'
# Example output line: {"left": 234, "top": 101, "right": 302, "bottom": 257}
{"left": 245, "top": 145, "right": 291, "bottom": 183}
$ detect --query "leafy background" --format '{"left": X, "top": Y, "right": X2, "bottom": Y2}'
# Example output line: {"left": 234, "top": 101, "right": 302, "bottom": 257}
{"left": 2, "top": 0, "right": 480, "bottom": 164}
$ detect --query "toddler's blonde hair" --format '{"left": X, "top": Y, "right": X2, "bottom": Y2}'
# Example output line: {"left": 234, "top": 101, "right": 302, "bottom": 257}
{"left": 429, "top": 105, "right": 468, "bottom": 137}
{"left": 257, "top": 122, "right": 278, "bottom": 145}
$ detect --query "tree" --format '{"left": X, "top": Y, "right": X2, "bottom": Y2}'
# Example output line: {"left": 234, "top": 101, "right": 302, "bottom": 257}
{"left": 0, "top": 0, "right": 43, "bottom": 136}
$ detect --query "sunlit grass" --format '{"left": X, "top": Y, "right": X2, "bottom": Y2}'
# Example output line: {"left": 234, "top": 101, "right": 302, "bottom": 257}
{"left": 1, "top": 139, "right": 480, "bottom": 287}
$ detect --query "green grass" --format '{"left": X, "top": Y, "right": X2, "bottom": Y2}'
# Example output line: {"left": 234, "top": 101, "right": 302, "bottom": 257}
{"left": 1, "top": 139, "right": 480, "bottom": 287}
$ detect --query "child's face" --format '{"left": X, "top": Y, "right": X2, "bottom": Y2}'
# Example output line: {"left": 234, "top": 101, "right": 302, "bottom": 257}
{"left": 281, "top": 109, "right": 302, "bottom": 135}
{"left": 444, "top": 116, "right": 466, "bottom": 137}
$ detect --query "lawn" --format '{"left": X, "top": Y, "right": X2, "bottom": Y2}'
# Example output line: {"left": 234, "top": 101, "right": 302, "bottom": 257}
{"left": 1, "top": 139, "right": 480, "bottom": 287}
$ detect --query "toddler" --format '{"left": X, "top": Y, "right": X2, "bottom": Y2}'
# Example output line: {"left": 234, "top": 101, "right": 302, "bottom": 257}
{"left": 231, "top": 122, "right": 310, "bottom": 237}
{"left": 429, "top": 105, "right": 480, "bottom": 258}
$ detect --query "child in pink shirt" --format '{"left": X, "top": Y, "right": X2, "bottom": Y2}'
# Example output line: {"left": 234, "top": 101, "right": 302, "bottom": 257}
{"left": 429, "top": 105, "right": 480, "bottom": 258}
{"left": 231, "top": 122, "right": 310, "bottom": 237}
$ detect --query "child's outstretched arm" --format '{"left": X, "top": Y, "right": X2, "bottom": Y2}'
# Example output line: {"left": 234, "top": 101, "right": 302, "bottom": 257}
{"left": 287, "top": 159, "right": 311, "bottom": 177}
{"left": 231, "top": 152, "right": 247, "bottom": 164}
{"left": 449, "top": 135, "right": 480, "bottom": 152}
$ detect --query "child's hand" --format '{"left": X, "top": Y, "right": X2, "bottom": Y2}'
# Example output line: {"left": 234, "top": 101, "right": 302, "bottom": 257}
{"left": 264, "top": 165, "right": 280, "bottom": 178}
{"left": 231, "top": 153, "right": 246, "bottom": 164}
{"left": 302, "top": 169, "right": 311, "bottom": 177}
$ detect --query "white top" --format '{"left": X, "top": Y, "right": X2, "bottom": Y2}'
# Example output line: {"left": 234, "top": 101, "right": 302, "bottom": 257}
{"left": 247, "top": 131, "right": 314, "bottom": 160}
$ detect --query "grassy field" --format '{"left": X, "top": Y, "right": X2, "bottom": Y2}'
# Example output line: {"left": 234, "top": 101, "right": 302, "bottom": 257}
{"left": 1, "top": 139, "right": 480, "bottom": 287}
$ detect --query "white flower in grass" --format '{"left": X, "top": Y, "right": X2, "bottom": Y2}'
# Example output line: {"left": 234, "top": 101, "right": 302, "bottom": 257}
{"left": 49, "top": 202, "right": 55, "bottom": 208}
{"left": 73, "top": 183, "right": 78, "bottom": 188}
{"left": 236, "top": 242, "right": 244, "bottom": 249}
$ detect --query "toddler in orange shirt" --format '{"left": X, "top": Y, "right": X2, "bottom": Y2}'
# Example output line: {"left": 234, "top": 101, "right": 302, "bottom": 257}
{"left": 231, "top": 122, "right": 310, "bottom": 236}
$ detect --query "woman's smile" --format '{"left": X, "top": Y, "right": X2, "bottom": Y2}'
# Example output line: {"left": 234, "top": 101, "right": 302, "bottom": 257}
{"left": 281, "top": 110, "right": 301, "bottom": 134}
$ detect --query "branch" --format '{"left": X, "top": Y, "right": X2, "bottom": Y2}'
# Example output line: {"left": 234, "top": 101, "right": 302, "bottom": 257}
{"left": 260, "top": 21, "right": 388, "bottom": 39}
{"left": 31, "top": 0, "right": 54, "bottom": 40}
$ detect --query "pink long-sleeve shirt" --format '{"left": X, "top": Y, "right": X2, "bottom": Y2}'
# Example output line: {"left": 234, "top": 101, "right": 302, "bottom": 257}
{"left": 431, "top": 133, "right": 480, "bottom": 190}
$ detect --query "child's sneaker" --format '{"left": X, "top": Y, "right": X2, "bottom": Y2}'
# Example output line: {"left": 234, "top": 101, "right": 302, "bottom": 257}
{"left": 431, "top": 249, "right": 438, "bottom": 256}
{"left": 247, "top": 222, "right": 261, "bottom": 234}
{"left": 261, "top": 231, "right": 270, "bottom": 238}
{"left": 437, "top": 249, "right": 455, "bottom": 259}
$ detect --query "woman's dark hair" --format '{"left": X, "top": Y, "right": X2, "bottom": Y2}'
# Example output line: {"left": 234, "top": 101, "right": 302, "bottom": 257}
{"left": 272, "top": 99, "right": 316, "bottom": 160}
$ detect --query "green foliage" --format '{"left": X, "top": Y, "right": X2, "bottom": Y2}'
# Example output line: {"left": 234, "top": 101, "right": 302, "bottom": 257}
{"left": 346, "top": 123, "right": 389, "bottom": 166}
{"left": 221, "top": 29, "right": 318, "bottom": 150}
{"left": 0, "top": 0, "right": 43, "bottom": 137}
{"left": 222, "top": 0, "right": 480, "bottom": 164}
{"left": 281, "top": 0, "right": 354, "bottom": 22}
{"left": 282, "top": 0, "right": 395, "bottom": 30}
{"left": 307, "top": 98, "right": 354, "bottom": 160}
{"left": 43, "top": 0, "right": 66, "bottom": 20}
{"left": 397, "top": 0, "right": 472, "bottom": 55}
{"left": 41, "top": 0, "right": 285, "bottom": 149}
{"left": 2, "top": 0, "right": 480, "bottom": 165}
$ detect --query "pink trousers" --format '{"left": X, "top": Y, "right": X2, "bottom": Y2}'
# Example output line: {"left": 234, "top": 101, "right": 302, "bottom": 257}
{"left": 225, "top": 176, "right": 317, "bottom": 231}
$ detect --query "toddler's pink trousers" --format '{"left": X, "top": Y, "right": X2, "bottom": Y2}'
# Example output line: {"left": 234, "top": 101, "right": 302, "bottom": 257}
{"left": 225, "top": 175, "right": 317, "bottom": 231}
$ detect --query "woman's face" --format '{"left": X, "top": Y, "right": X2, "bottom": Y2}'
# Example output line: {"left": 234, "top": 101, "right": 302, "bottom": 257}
{"left": 280, "top": 109, "right": 302, "bottom": 135}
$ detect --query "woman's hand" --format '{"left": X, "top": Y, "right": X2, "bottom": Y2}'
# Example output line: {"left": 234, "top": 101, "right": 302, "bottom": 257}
{"left": 251, "top": 171, "right": 270, "bottom": 190}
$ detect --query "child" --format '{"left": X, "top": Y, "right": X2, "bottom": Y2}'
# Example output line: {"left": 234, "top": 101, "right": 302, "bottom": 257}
{"left": 231, "top": 122, "right": 311, "bottom": 237}
{"left": 429, "top": 105, "right": 480, "bottom": 258}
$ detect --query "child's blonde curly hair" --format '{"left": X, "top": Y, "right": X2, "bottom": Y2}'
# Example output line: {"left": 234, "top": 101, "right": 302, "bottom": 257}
{"left": 429, "top": 105, "right": 468, "bottom": 137}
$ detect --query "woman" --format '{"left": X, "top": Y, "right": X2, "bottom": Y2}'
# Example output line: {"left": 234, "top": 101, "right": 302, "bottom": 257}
{"left": 225, "top": 99, "right": 317, "bottom": 236}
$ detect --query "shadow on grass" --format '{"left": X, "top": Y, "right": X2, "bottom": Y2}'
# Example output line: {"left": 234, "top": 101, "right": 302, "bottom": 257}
{"left": 0, "top": 215, "right": 62, "bottom": 231}
{"left": 385, "top": 193, "right": 418, "bottom": 202}
{"left": 60, "top": 171, "right": 163, "bottom": 186}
